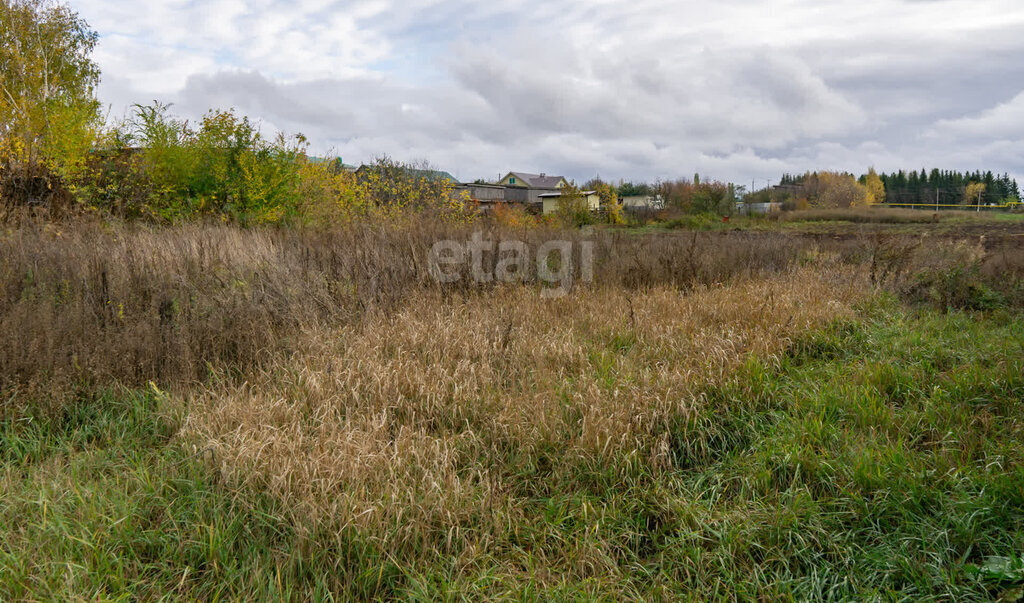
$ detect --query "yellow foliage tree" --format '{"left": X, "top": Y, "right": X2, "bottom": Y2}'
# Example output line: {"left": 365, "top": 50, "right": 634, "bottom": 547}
{"left": 294, "top": 158, "right": 360, "bottom": 225}
{"left": 800, "top": 171, "right": 869, "bottom": 208}
{"left": 594, "top": 181, "right": 623, "bottom": 224}
{"left": 352, "top": 157, "right": 473, "bottom": 223}
{"left": 863, "top": 167, "right": 885, "bottom": 205}
{"left": 491, "top": 202, "right": 537, "bottom": 228}
{"left": 0, "top": 0, "right": 101, "bottom": 185}
{"left": 964, "top": 181, "right": 986, "bottom": 207}
{"left": 554, "top": 180, "right": 596, "bottom": 227}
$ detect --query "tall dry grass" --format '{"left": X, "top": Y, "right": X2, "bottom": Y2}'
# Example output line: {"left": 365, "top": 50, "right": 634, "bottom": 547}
{"left": 180, "top": 268, "right": 864, "bottom": 579}
{"left": 4, "top": 219, "right": 1019, "bottom": 416}
{"left": 0, "top": 222, "right": 836, "bottom": 409}
{"left": 3, "top": 218, "right": 1024, "bottom": 595}
{"left": 780, "top": 207, "right": 941, "bottom": 224}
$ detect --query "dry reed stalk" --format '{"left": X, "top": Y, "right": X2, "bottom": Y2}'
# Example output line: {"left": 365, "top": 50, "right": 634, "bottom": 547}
{"left": 180, "top": 266, "right": 864, "bottom": 560}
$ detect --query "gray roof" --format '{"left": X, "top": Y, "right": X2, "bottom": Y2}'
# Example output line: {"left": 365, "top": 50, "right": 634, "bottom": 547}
{"left": 507, "top": 172, "right": 567, "bottom": 189}
{"left": 537, "top": 190, "right": 597, "bottom": 198}
{"left": 308, "top": 156, "right": 356, "bottom": 170}
{"left": 457, "top": 182, "right": 505, "bottom": 189}
{"left": 355, "top": 165, "right": 458, "bottom": 184}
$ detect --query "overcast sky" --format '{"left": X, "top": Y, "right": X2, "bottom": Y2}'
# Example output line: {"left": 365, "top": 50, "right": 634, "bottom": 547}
{"left": 74, "top": 0, "right": 1024, "bottom": 185}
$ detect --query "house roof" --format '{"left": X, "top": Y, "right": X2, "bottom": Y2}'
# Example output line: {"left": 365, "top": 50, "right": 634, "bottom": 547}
{"left": 356, "top": 165, "right": 459, "bottom": 184}
{"left": 537, "top": 190, "right": 597, "bottom": 198}
{"left": 505, "top": 172, "right": 567, "bottom": 188}
{"left": 307, "top": 156, "right": 357, "bottom": 173}
{"left": 457, "top": 183, "right": 505, "bottom": 189}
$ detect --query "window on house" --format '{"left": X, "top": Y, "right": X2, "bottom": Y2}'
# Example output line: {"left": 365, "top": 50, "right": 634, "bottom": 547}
{"left": 509, "top": 177, "right": 516, "bottom": 184}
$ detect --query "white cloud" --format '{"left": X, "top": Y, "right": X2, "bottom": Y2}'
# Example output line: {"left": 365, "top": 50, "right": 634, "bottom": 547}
{"left": 71, "top": 0, "right": 1024, "bottom": 183}
{"left": 930, "top": 92, "right": 1024, "bottom": 140}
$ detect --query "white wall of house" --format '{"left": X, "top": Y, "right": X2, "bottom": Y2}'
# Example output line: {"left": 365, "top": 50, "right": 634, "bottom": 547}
{"left": 621, "top": 195, "right": 663, "bottom": 209}
{"left": 736, "top": 202, "right": 782, "bottom": 215}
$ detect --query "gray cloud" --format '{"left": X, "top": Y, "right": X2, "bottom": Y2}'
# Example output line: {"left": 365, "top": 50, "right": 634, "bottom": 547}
{"left": 79, "top": 0, "right": 1024, "bottom": 184}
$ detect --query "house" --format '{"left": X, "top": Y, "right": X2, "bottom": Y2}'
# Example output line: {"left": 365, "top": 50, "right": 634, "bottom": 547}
{"left": 736, "top": 202, "right": 781, "bottom": 216}
{"left": 498, "top": 172, "right": 570, "bottom": 204}
{"left": 620, "top": 194, "right": 664, "bottom": 209}
{"left": 499, "top": 172, "right": 569, "bottom": 189}
{"left": 537, "top": 190, "right": 601, "bottom": 215}
{"left": 455, "top": 171, "right": 577, "bottom": 213}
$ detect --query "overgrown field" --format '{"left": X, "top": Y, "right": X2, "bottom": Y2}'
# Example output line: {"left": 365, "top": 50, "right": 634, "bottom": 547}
{"left": 632, "top": 206, "right": 1024, "bottom": 239}
{"left": 2, "top": 221, "right": 1024, "bottom": 599}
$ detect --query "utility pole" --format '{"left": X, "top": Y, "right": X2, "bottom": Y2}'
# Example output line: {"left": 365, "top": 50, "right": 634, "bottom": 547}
{"left": 936, "top": 187, "right": 939, "bottom": 211}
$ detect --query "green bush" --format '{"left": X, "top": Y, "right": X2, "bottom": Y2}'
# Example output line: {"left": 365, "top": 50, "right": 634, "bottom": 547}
{"left": 910, "top": 264, "right": 1007, "bottom": 311}
{"left": 553, "top": 182, "right": 599, "bottom": 228}
{"left": 80, "top": 102, "right": 310, "bottom": 224}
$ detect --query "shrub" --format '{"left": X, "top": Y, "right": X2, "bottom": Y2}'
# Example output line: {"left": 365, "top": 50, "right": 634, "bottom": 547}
{"left": 88, "top": 102, "right": 312, "bottom": 224}
{"left": 910, "top": 264, "right": 1007, "bottom": 311}
{"left": 553, "top": 181, "right": 597, "bottom": 227}
{"left": 490, "top": 202, "right": 538, "bottom": 228}
{"left": 659, "top": 177, "right": 734, "bottom": 215}
{"left": 351, "top": 156, "right": 472, "bottom": 223}
{"left": 895, "top": 238, "right": 1024, "bottom": 311}
{"left": 792, "top": 171, "right": 870, "bottom": 208}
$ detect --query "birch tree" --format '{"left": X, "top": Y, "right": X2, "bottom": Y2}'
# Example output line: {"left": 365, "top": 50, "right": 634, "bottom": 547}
{"left": 1, "top": 0, "right": 100, "bottom": 178}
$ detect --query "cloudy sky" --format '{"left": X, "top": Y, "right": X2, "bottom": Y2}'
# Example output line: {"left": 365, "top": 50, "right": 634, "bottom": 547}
{"left": 74, "top": 0, "right": 1024, "bottom": 185}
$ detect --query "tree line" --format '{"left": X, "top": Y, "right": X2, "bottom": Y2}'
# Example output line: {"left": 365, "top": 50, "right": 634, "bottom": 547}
{"left": 875, "top": 169, "right": 1019, "bottom": 205}
{"left": 779, "top": 169, "right": 1021, "bottom": 207}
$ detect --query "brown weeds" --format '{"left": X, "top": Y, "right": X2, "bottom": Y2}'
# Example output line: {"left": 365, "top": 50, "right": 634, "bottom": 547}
{"left": 3, "top": 218, "right": 1023, "bottom": 589}
{"left": 180, "top": 268, "right": 863, "bottom": 568}
{"left": 0, "top": 222, "right": 827, "bottom": 411}
{"left": 4, "top": 220, "right": 1018, "bottom": 418}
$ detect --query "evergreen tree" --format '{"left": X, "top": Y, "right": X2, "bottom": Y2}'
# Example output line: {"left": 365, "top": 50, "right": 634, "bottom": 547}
{"left": 871, "top": 168, "right": 1020, "bottom": 205}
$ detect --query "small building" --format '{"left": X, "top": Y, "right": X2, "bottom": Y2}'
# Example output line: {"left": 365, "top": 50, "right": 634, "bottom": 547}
{"left": 736, "top": 202, "right": 782, "bottom": 216}
{"left": 538, "top": 190, "right": 600, "bottom": 215}
{"left": 772, "top": 183, "right": 803, "bottom": 196}
{"left": 456, "top": 183, "right": 535, "bottom": 212}
{"left": 620, "top": 194, "right": 664, "bottom": 209}
{"left": 458, "top": 183, "right": 506, "bottom": 203}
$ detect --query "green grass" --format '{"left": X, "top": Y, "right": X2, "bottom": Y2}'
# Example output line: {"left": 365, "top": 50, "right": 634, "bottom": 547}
{"left": 0, "top": 391, "right": 406, "bottom": 600}
{"left": 3, "top": 299, "right": 1024, "bottom": 599}
{"left": 692, "top": 300, "right": 1024, "bottom": 599}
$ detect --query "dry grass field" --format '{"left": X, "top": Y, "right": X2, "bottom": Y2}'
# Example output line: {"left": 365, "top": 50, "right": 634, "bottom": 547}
{"left": 2, "top": 218, "right": 1024, "bottom": 599}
